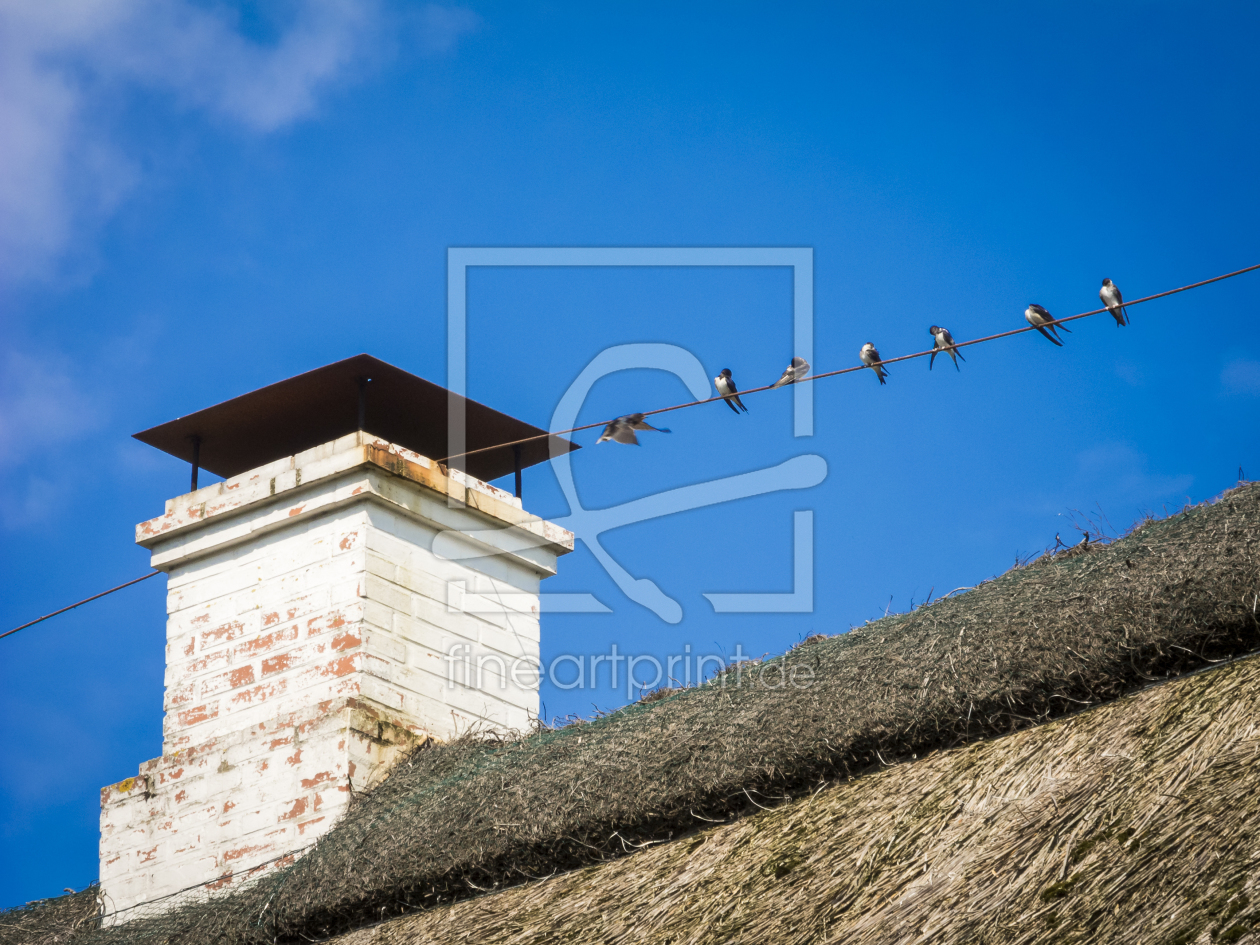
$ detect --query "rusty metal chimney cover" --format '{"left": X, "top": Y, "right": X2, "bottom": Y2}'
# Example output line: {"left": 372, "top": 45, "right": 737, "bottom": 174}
{"left": 133, "top": 354, "right": 578, "bottom": 483}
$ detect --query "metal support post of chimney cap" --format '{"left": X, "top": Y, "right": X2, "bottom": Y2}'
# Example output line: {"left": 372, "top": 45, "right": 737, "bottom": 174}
{"left": 132, "top": 355, "right": 579, "bottom": 486}
{"left": 189, "top": 435, "right": 202, "bottom": 492}
{"left": 513, "top": 443, "right": 523, "bottom": 500}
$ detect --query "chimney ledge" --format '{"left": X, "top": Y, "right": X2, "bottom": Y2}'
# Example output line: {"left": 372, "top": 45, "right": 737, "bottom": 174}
{"left": 136, "top": 433, "right": 574, "bottom": 568}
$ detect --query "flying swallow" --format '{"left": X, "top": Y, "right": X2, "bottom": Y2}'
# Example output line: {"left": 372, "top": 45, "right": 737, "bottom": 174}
{"left": 928, "top": 325, "right": 965, "bottom": 371}
{"left": 714, "top": 368, "right": 748, "bottom": 414}
{"left": 860, "top": 343, "right": 889, "bottom": 384}
{"left": 1100, "top": 278, "right": 1129, "bottom": 327}
{"left": 771, "top": 356, "right": 811, "bottom": 388}
{"left": 1025, "top": 304, "right": 1070, "bottom": 346}
{"left": 597, "top": 413, "right": 671, "bottom": 445}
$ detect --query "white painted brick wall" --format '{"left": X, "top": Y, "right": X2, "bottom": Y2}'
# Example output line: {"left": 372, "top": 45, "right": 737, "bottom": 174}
{"left": 100, "top": 433, "right": 572, "bottom": 921}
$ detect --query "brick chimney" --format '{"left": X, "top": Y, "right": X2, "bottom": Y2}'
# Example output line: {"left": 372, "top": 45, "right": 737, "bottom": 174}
{"left": 99, "top": 357, "right": 575, "bottom": 919}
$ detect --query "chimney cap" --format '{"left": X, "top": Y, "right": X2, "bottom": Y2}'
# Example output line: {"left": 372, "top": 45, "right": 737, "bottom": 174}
{"left": 133, "top": 354, "right": 579, "bottom": 483}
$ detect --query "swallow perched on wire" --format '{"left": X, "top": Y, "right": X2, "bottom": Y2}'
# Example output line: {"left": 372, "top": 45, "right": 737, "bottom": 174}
{"left": 928, "top": 325, "right": 965, "bottom": 371}
{"left": 860, "top": 343, "right": 889, "bottom": 384}
{"left": 1025, "top": 304, "right": 1070, "bottom": 346}
{"left": 771, "top": 356, "right": 810, "bottom": 388}
{"left": 597, "top": 413, "right": 671, "bottom": 445}
{"left": 1099, "top": 278, "right": 1129, "bottom": 327}
{"left": 714, "top": 369, "right": 748, "bottom": 414}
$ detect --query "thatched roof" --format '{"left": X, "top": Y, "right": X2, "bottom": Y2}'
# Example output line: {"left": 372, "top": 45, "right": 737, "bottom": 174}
{"left": 334, "top": 643, "right": 1260, "bottom": 944}
{"left": 0, "top": 891, "right": 98, "bottom": 945}
{"left": 6, "top": 481, "right": 1260, "bottom": 945}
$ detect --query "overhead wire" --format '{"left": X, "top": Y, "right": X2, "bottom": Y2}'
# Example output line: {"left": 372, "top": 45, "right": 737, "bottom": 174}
{"left": 3, "top": 261, "right": 1259, "bottom": 641}
{"left": 436, "top": 261, "right": 1260, "bottom": 464}
{"left": 0, "top": 571, "right": 161, "bottom": 641}
{"left": 93, "top": 842, "right": 317, "bottom": 921}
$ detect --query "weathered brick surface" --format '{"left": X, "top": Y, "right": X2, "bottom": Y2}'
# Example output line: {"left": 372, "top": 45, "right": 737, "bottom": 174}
{"left": 101, "top": 433, "right": 572, "bottom": 921}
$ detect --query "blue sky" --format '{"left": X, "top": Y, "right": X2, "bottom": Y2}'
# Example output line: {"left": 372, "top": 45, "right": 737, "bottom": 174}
{"left": 3, "top": 0, "right": 1260, "bottom": 908}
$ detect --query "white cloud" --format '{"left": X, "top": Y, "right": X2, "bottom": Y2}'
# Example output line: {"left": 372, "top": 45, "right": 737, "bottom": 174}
{"left": 0, "top": 0, "right": 479, "bottom": 282}
{"left": 0, "top": 348, "right": 102, "bottom": 470}
{"left": 1221, "top": 358, "right": 1260, "bottom": 396}
{"left": 411, "top": 3, "right": 482, "bottom": 54}
{"left": 0, "top": 346, "right": 107, "bottom": 527}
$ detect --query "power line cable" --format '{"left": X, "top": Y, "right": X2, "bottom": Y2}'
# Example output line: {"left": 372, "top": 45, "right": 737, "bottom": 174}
{"left": 437, "top": 261, "right": 1260, "bottom": 464}
{"left": 4, "top": 261, "right": 1259, "bottom": 641}
{"left": 0, "top": 571, "right": 160, "bottom": 641}
{"left": 94, "top": 843, "right": 317, "bottom": 921}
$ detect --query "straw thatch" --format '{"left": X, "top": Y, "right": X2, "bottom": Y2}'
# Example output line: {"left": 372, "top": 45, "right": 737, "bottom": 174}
{"left": 6, "top": 482, "right": 1260, "bottom": 944}
{"left": 0, "top": 889, "right": 99, "bottom": 945}
{"left": 334, "top": 647, "right": 1260, "bottom": 945}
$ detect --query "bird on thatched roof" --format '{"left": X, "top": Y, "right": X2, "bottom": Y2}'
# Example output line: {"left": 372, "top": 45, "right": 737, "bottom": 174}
{"left": 597, "top": 413, "right": 671, "bottom": 445}
{"left": 1100, "top": 278, "right": 1129, "bottom": 326}
{"left": 929, "top": 325, "right": 965, "bottom": 371}
{"left": 1025, "top": 304, "right": 1070, "bottom": 346}
{"left": 714, "top": 368, "right": 748, "bottom": 414}
{"left": 771, "top": 356, "right": 810, "bottom": 387}
{"left": 860, "top": 343, "right": 889, "bottom": 384}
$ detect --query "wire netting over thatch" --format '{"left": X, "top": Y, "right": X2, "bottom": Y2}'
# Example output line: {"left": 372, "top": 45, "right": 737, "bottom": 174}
{"left": 334, "top": 640, "right": 1260, "bottom": 945}
{"left": 8, "top": 482, "right": 1260, "bottom": 944}
{"left": 0, "top": 888, "right": 99, "bottom": 945}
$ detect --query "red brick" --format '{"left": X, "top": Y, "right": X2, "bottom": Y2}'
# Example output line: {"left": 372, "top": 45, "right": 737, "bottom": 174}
{"left": 235, "top": 625, "right": 299, "bottom": 661}
{"left": 328, "top": 678, "right": 361, "bottom": 699}
{"left": 279, "top": 797, "right": 308, "bottom": 821}
{"left": 229, "top": 678, "right": 286, "bottom": 708}
{"left": 279, "top": 593, "right": 321, "bottom": 623}
{"left": 326, "top": 654, "right": 358, "bottom": 678}
{"left": 261, "top": 652, "right": 295, "bottom": 676}
{"left": 298, "top": 816, "right": 326, "bottom": 835}
{"left": 202, "top": 664, "right": 256, "bottom": 698}
{"left": 200, "top": 620, "right": 248, "bottom": 650}
{"left": 293, "top": 653, "right": 360, "bottom": 690}
{"left": 330, "top": 631, "right": 361, "bottom": 652}
{"left": 177, "top": 703, "right": 219, "bottom": 728}
{"left": 300, "top": 770, "right": 335, "bottom": 789}
{"left": 180, "top": 648, "right": 231, "bottom": 680}
{"left": 307, "top": 610, "right": 348, "bottom": 636}
{"left": 223, "top": 842, "right": 270, "bottom": 862}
